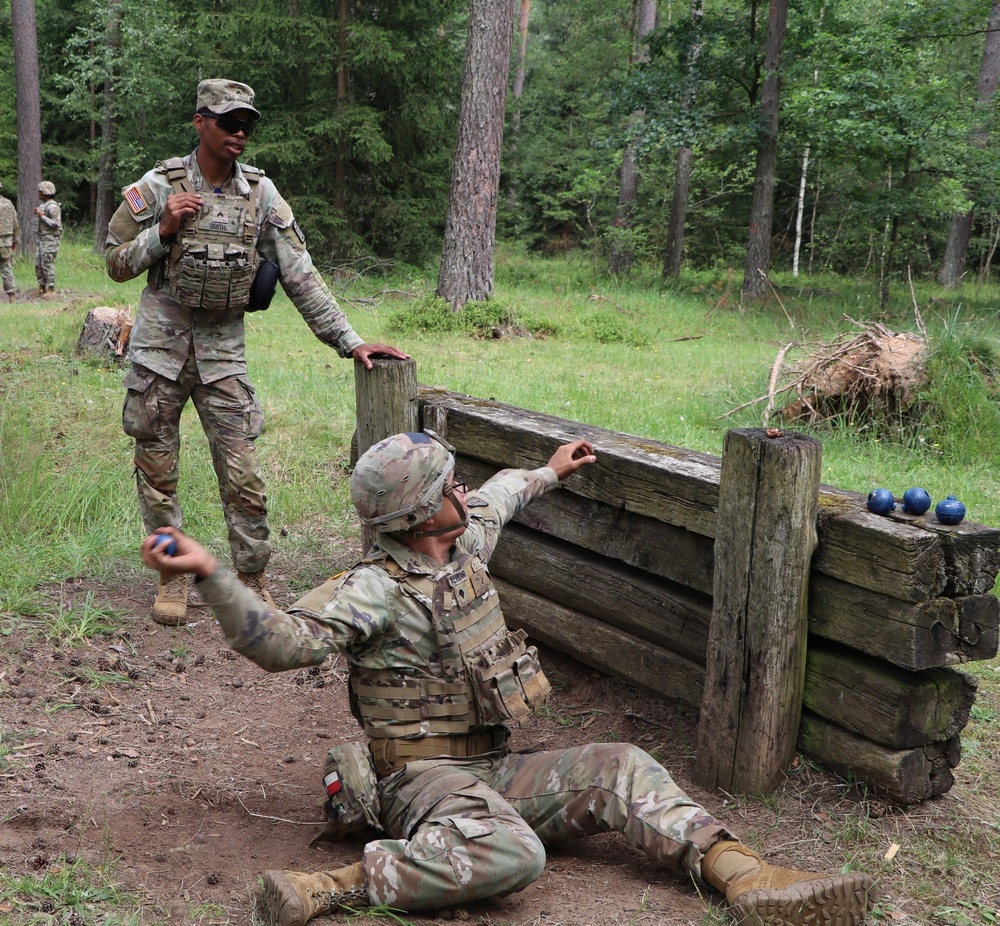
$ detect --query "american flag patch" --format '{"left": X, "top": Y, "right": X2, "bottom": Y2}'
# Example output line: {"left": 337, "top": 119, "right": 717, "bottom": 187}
{"left": 123, "top": 184, "right": 148, "bottom": 215}
{"left": 323, "top": 771, "right": 342, "bottom": 797}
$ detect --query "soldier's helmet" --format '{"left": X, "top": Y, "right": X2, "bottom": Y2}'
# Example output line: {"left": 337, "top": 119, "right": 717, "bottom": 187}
{"left": 38, "top": 181, "right": 56, "bottom": 196}
{"left": 351, "top": 431, "right": 455, "bottom": 533}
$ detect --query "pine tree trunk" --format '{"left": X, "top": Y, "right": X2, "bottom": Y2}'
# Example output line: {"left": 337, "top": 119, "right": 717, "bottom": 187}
{"left": 938, "top": 0, "right": 1000, "bottom": 287}
{"left": 742, "top": 0, "right": 788, "bottom": 300}
{"left": 608, "top": 0, "right": 657, "bottom": 276}
{"left": 662, "top": 0, "right": 704, "bottom": 279}
{"left": 437, "top": 0, "right": 517, "bottom": 310}
{"left": 505, "top": 0, "right": 531, "bottom": 212}
{"left": 93, "top": 0, "right": 122, "bottom": 255}
{"left": 11, "top": 0, "right": 43, "bottom": 257}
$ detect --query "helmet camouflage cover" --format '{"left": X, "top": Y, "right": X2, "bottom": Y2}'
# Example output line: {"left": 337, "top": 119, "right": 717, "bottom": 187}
{"left": 38, "top": 181, "right": 56, "bottom": 196}
{"left": 351, "top": 431, "right": 455, "bottom": 533}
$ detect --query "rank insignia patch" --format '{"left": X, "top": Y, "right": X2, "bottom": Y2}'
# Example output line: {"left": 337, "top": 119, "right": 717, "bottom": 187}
{"left": 123, "top": 184, "right": 148, "bottom": 215}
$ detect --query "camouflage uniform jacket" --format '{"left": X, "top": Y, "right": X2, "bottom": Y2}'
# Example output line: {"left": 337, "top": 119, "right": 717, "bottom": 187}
{"left": 105, "top": 149, "right": 364, "bottom": 385}
{"left": 36, "top": 201, "right": 62, "bottom": 246}
{"left": 198, "top": 465, "right": 558, "bottom": 681}
{"left": 0, "top": 196, "right": 18, "bottom": 249}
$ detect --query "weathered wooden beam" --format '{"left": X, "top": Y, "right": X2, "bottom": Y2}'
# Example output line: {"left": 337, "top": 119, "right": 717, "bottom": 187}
{"left": 461, "top": 455, "right": 714, "bottom": 595}
{"left": 420, "top": 389, "right": 723, "bottom": 536}
{"left": 809, "top": 574, "right": 1000, "bottom": 670}
{"left": 421, "top": 388, "right": 1000, "bottom": 601}
{"left": 804, "top": 642, "right": 978, "bottom": 749}
{"left": 798, "top": 711, "right": 960, "bottom": 805}
{"left": 494, "top": 578, "right": 704, "bottom": 708}
{"left": 354, "top": 358, "right": 419, "bottom": 550}
{"left": 695, "top": 429, "right": 822, "bottom": 795}
{"left": 490, "top": 525, "right": 712, "bottom": 666}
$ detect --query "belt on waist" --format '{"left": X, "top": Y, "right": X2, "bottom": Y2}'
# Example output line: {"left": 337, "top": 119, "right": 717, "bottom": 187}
{"left": 369, "top": 731, "right": 508, "bottom": 778}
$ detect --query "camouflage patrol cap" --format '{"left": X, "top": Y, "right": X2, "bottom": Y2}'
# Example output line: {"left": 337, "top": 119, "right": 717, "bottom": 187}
{"left": 38, "top": 181, "right": 56, "bottom": 196}
{"left": 351, "top": 431, "right": 455, "bottom": 533}
{"left": 196, "top": 79, "right": 261, "bottom": 119}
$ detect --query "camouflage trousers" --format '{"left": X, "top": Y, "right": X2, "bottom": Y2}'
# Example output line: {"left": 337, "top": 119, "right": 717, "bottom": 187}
{"left": 0, "top": 248, "right": 15, "bottom": 295}
{"left": 121, "top": 356, "right": 271, "bottom": 572}
{"left": 35, "top": 242, "right": 58, "bottom": 289}
{"left": 361, "top": 743, "right": 733, "bottom": 911}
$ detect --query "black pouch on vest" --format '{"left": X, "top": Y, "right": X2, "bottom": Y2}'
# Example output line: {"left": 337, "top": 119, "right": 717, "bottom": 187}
{"left": 309, "top": 742, "right": 383, "bottom": 846}
{"left": 247, "top": 259, "right": 280, "bottom": 312}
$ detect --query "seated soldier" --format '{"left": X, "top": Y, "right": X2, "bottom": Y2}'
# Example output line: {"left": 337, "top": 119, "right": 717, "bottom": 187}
{"left": 141, "top": 431, "right": 875, "bottom": 926}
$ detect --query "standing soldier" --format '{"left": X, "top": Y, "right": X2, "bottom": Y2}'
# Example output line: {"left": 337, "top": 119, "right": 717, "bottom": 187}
{"left": 0, "top": 181, "right": 18, "bottom": 302}
{"left": 106, "top": 78, "right": 408, "bottom": 626}
{"left": 141, "top": 431, "right": 876, "bottom": 926}
{"left": 35, "top": 180, "right": 62, "bottom": 297}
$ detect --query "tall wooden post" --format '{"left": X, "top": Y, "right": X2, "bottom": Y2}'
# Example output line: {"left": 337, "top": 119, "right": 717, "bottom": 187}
{"left": 354, "top": 357, "right": 419, "bottom": 552}
{"left": 694, "top": 427, "right": 822, "bottom": 794}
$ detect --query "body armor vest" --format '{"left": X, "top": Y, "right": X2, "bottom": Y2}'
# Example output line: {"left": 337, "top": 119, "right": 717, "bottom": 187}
{"left": 158, "top": 157, "right": 261, "bottom": 311}
{"left": 293, "top": 552, "right": 551, "bottom": 745}
{"left": 0, "top": 200, "right": 15, "bottom": 242}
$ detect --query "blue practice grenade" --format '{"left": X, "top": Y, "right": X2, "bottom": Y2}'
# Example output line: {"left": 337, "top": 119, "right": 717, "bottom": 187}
{"left": 934, "top": 495, "right": 966, "bottom": 525}
{"left": 902, "top": 487, "right": 932, "bottom": 515}
{"left": 867, "top": 488, "right": 896, "bottom": 515}
{"left": 153, "top": 534, "right": 178, "bottom": 556}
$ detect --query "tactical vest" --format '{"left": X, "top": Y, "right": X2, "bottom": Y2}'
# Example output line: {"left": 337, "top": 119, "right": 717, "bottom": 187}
{"left": 0, "top": 199, "right": 15, "bottom": 241}
{"left": 291, "top": 551, "right": 551, "bottom": 750}
{"left": 158, "top": 157, "right": 261, "bottom": 312}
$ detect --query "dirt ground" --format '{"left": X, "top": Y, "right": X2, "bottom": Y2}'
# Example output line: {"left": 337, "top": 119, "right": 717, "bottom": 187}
{"left": 0, "top": 555, "right": 960, "bottom": 926}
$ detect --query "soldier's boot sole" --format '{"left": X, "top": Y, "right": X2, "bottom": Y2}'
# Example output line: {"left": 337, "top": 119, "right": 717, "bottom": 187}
{"left": 730, "top": 872, "right": 874, "bottom": 926}
{"left": 260, "top": 871, "right": 313, "bottom": 926}
{"left": 151, "top": 575, "right": 188, "bottom": 626}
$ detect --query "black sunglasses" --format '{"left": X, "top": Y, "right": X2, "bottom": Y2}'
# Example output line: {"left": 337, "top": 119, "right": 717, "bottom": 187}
{"left": 200, "top": 112, "right": 259, "bottom": 138}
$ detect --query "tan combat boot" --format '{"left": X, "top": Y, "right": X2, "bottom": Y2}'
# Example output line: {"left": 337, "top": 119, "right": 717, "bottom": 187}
{"left": 260, "top": 862, "right": 368, "bottom": 926}
{"left": 702, "top": 841, "right": 874, "bottom": 926}
{"left": 238, "top": 569, "right": 276, "bottom": 609}
{"left": 151, "top": 573, "right": 188, "bottom": 626}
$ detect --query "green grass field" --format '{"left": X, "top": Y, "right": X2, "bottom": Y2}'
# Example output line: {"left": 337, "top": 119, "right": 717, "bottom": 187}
{"left": 1, "top": 238, "right": 998, "bottom": 924}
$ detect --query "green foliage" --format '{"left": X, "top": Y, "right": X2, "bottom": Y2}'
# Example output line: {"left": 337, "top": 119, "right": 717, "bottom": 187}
{"left": 387, "top": 294, "right": 557, "bottom": 339}
{"left": 915, "top": 315, "right": 1000, "bottom": 460}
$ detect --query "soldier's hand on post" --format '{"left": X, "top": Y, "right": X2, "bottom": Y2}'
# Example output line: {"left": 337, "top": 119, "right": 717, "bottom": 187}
{"left": 158, "top": 192, "right": 203, "bottom": 239}
{"left": 547, "top": 439, "right": 596, "bottom": 481}
{"left": 351, "top": 343, "right": 411, "bottom": 370}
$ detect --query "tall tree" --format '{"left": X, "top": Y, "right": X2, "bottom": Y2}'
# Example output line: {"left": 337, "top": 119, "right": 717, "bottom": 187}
{"left": 608, "top": 0, "right": 657, "bottom": 276}
{"left": 437, "top": 0, "right": 517, "bottom": 309}
{"left": 742, "top": 0, "right": 788, "bottom": 299}
{"left": 93, "top": 0, "right": 122, "bottom": 254}
{"left": 11, "top": 0, "right": 42, "bottom": 257}
{"left": 938, "top": 0, "right": 1000, "bottom": 287}
{"left": 662, "top": 0, "right": 704, "bottom": 279}
{"left": 505, "top": 0, "right": 531, "bottom": 212}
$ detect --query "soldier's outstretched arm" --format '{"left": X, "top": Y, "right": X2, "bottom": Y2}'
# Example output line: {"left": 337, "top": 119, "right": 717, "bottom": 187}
{"left": 140, "top": 528, "right": 369, "bottom": 673}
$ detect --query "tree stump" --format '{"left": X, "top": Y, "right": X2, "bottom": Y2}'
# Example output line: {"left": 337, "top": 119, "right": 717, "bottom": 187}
{"left": 694, "top": 427, "right": 822, "bottom": 794}
{"left": 76, "top": 305, "right": 133, "bottom": 363}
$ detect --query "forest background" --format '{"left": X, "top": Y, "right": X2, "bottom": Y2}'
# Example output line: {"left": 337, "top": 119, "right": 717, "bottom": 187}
{"left": 2, "top": 1, "right": 1000, "bottom": 924}
{"left": 3, "top": 0, "right": 1000, "bottom": 301}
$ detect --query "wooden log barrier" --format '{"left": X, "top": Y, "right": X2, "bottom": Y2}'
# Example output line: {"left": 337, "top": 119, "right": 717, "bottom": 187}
{"left": 408, "top": 387, "right": 1000, "bottom": 802}
{"left": 694, "top": 428, "right": 823, "bottom": 794}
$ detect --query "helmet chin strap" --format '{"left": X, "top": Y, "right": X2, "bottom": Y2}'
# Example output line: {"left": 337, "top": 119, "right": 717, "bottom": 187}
{"left": 404, "top": 491, "right": 468, "bottom": 540}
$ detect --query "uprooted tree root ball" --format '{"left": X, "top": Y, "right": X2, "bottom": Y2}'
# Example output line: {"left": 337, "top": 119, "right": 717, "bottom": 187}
{"left": 760, "top": 323, "right": 930, "bottom": 427}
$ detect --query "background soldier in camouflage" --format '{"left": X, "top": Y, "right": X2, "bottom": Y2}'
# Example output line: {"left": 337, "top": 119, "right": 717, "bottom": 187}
{"left": 0, "top": 180, "right": 18, "bottom": 302}
{"left": 142, "top": 432, "right": 875, "bottom": 926}
{"left": 108, "top": 78, "right": 408, "bottom": 626}
{"left": 34, "top": 181, "right": 61, "bottom": 297}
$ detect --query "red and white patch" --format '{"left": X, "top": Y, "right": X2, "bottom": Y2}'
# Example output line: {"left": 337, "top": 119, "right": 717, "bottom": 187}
{"left": 323, "top": 771, "right": 342, "bottom": 797}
